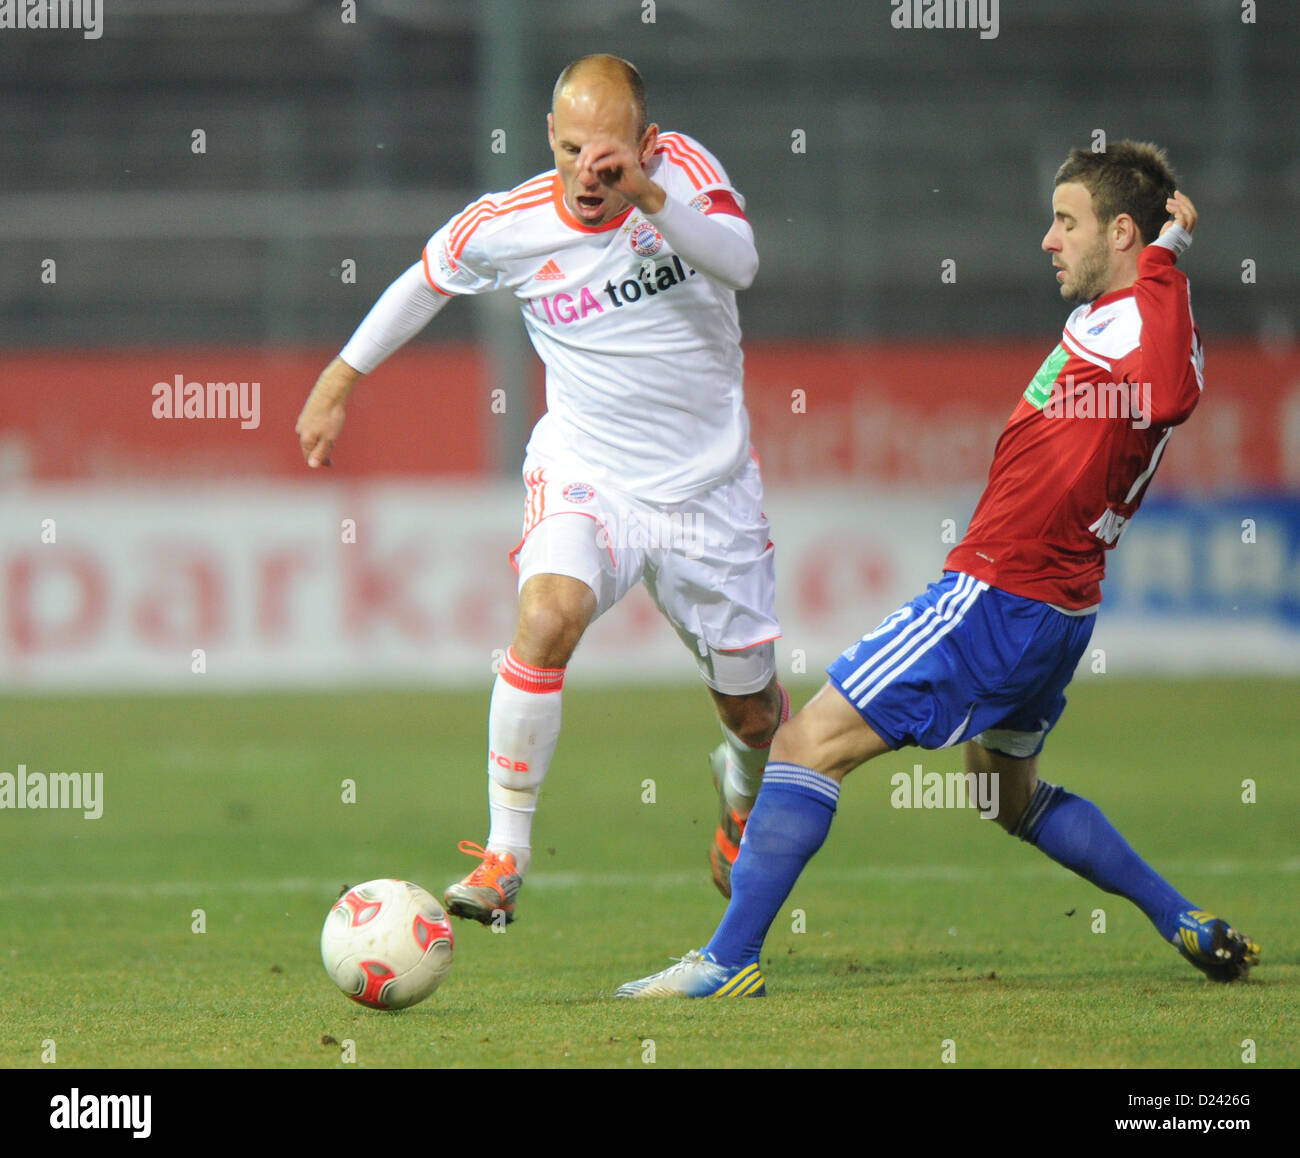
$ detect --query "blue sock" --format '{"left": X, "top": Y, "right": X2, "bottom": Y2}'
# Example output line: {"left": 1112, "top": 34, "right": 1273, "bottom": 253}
{"left": 707, "top": 762, "right": 839, "bottom": 968}
{"left": 1014, "top": 781, "right": 1194, "bottom": 942}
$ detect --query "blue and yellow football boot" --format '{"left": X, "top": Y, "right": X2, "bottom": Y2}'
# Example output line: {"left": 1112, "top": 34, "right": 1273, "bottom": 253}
{"left": 614, "top": 949, "right": 765, "bottom": 998}
{"left": 1173, "top": 909, "right": 1259, "bottom": 982}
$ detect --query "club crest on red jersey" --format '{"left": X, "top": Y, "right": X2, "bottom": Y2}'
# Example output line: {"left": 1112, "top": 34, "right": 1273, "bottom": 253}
{"left": 562, "top": 482, "right": 596, "bottom": 503}
{"left": 629, "top": 221, "right": 663, "bottom": 256}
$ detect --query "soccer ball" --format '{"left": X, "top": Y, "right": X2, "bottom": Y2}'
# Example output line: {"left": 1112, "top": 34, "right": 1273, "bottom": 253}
{"left": 320, "top": 879, "right": 454, "bottom": 1010}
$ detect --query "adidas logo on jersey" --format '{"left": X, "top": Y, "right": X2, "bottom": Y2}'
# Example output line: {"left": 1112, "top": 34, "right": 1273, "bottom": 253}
{"left": 528, "top": 256, "right": 697, "bottom": 326}
{"left": 533, "top": 259, "right": 565, "bottom": 281}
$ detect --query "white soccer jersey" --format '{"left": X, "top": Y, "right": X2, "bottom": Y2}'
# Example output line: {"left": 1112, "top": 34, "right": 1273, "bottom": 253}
{"left": 422, "top": 132, "right": 755, "bottom": 503}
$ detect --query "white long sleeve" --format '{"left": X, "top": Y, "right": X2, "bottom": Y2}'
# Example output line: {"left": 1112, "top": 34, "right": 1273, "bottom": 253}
{"left": 338, "top": 262, "right": 452, "bottom": 374}
{"left": 644, "top": 194, "right": 758, "bottom": 291}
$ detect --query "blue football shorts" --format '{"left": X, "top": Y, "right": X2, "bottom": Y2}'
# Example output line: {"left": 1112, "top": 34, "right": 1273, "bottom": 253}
{"left": 825, "top": 570, "right": 1096, "bottom": 758}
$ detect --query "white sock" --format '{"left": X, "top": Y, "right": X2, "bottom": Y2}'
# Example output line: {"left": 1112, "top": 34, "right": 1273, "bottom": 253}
{"left": 721, "top": 682, "right": 790, "bottom": 815}
{"left": 484, "top": 647, "right": 565, "bottom": 877}
{"left": 487, "top": 781, "right": 538, "bottom": 876}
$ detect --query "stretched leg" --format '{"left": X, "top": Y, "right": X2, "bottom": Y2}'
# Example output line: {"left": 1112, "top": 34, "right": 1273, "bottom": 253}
{"left": 615, "top": 680, "right": 887, "bottom": 997}
{"left": 616, "top": 570, "right": 977, "bottom": 998}
{"left": 968, "top": 740, "right": 1259, "bottom": 981}
{"left": 702, "top": 682, "right": 888, "bottom": 968}
{"left": 769, "top": 680, "right": 894, "bottom": 779}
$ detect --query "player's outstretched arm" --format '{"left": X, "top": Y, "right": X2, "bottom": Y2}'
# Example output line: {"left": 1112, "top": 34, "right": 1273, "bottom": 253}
{"left": 296, "top": 356, "right": 360, "bottom": 469}
{"left": 295, "top": 261, "right": 454, "bottom": 468}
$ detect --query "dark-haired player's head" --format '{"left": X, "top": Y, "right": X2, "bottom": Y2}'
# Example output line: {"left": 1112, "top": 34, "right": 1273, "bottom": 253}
{"left": 1056, "top": 142, "right": 1178, "bottom": 247}
{"left": 548, "top": 54, "right": 658, "bottom": 227}
{"left": 1043, "top": 141, "right": 1179, "bottom": 303}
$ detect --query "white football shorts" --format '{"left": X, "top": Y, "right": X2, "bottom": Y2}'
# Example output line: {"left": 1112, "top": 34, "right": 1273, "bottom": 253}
{"left": 509, "top": 451, "right": 780, "bottom": 695}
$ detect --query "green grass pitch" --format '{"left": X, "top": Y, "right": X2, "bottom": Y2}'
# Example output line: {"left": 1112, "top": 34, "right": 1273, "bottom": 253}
{"left": 0, "top": 678, "right": 1295, "bottom": 1069}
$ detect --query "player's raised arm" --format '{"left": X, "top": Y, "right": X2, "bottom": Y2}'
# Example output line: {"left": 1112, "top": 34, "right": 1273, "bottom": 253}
{"left": 578, "top": 134, "right": 759, "bottom": 291}
{"left": 646, "top": 193, "right": 759, "bottom": 290}
{"left": 1135, "top": 188, "right": 1202, "bottom": 428}
{"left": 295, "top": 261, "right": 453, "bottom": 469}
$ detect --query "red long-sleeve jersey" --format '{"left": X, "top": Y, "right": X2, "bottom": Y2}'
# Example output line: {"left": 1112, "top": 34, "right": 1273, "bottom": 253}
{"left": 944, "top": 242, "right": 1204, "bottom": 609}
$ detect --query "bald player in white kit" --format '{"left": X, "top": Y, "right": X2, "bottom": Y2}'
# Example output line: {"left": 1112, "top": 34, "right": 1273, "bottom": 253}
{"left": 296, "top": 54, "right": 788, "bottom": 927}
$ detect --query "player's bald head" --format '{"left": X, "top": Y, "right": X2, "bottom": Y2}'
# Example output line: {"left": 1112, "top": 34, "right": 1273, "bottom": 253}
{"left": 551, "top": 54, "right": 647, "bottom": 141}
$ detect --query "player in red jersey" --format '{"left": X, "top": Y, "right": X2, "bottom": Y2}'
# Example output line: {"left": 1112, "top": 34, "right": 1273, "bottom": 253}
{"left": 618, "top": 141, "right": 1260, "bottom": 998}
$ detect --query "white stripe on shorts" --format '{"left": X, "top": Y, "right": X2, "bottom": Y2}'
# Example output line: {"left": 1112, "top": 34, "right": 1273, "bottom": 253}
{"left": 840, "top": 574, "right": 988, "bottom": 709}
{"left": 841, "top": 574, "right": 975, "bottom": 694}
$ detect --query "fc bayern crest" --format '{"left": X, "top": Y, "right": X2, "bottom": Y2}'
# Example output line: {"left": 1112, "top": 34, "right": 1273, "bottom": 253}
{"left": 688, "top": 192, "right": 713, "bottom": 213}
{"left": 629, "top": 221, "right": 663, "bottom": 257}
{"left": 563, "top": 482, "right": 596, "bottom": 503}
